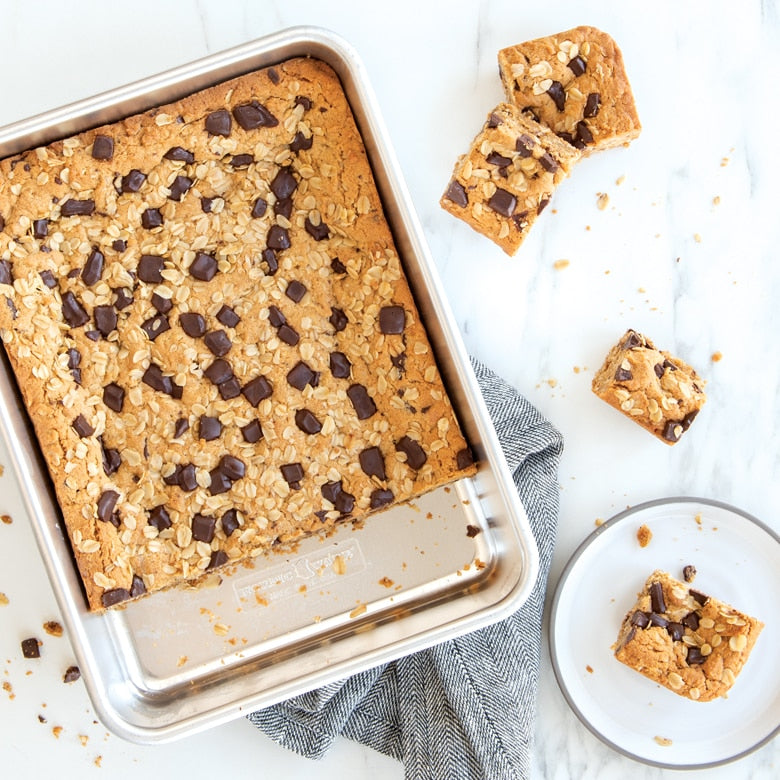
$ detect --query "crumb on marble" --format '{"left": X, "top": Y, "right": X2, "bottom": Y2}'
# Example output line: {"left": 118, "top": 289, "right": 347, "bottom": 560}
{"left": 713, "top": 195, "right": 721, "bottom": 205}
{"left": 594, "top": 517, "right": 605, "bottom": 527}
{"left": 654, "top": 736, "right": 673, "bottom": 747}
{"left": 615, "top": 175, "right": 625, "bottom": 186}
{"left": 0, "top": 592, "right": 8, "bottom": 606}
{"left": 553, "top": 259, "right": 570, "bottom": 270}
{"left": 711, "top": 351, "right": 722, "bottom": 362}
{"left": 637, "top": 524, "right": 653, "bottom": 548}
{"left": 586, "top": 664, "right": 594, "bottom": 674}
{"left": 1, "top": 514, "right": 12, "bottom": 525}
{"left": 43, "top": 621, "right": 63, "bottom": 637}
{"left": 596, "top": 192, "right": 609, "bottom": 210}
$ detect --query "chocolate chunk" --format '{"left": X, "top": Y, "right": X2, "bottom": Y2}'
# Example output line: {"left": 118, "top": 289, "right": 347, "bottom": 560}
{"left": 486, "top": 151, "right": 512, "bottom": 168}
{"left": 320, "top": 480, "right": 355, "bottom": 514}
{"left": 295, "top": 95, "right": 313, "bottom": 110}
{"left": 97, "top": 490, "right": 120, "bottom": 524}
{"left": 379, "top": 305, "right": 405, "bottom": 334}
{"left": 40, "top": 269, "right": 57, "bottom": 288}
{"left": 285, "top": 280, "right": 306, "bottom": 302}
{"left": 114, "top": 287, "right": 133, "bottom": 309}
{"left": 614, "top": 365, "right": 633, "bottom": 382}
{"left": 199, "top": 416, "right": 222, "bottom": 441}
{"left": 690, "top": 588, "right": 710, "bottom": 605}
{"left": 546, "top": 80, "right": 566, "bottom": 111}
{"left": 662, "top": 420, "right": 684, "bottom": 443}
{"left": 630, "top": 610, "right": 650, "bottom": 628}
{"left": 214, "top": 305, "right": 239, "bottom": 329}
{"left": 290, "top": 131, "right": 313, "bottom": 152}
{"left": 395, "top": 436, "right": 427, "bottom": 469}
{"left": 85, "top": 329, "right": 100, "bottom": 341}
{"left": 61, "top": 199, "right": 95, "bottom": 217}
{"left": 584, "top": 92, "right": 601, "bottom": 118}
{"left": 141, "top": 313, "right": 170, "bottom": 341}
{"left": 204, "top": 358, "right": 233, "bottom": 385}
{"left": 221, "top": 509, "right": 240, "bottom": 536}
{"left": 61, "top": 291, "right": 90, "bottom": 327}
{"left": 650, "top": 581, "right": 667, "bottom": 613}
{"left": 79, "top": 248, "right": 105, "bottom": 287}
{"left": 21, "top": 637, "right": 41, "bottom": 658}
{"left": 207, "top": 550, "right": 229, "bottom": 570}
{"left": 281, "top": 462, "right": 305, "bottom": 489}
{"left": 91, "top": 135, "right": 114, "bottom": 160}
{"left": 241, "top": 419, "right": 263, "bottom": 443}
{"left": 205, "top": 109, "right": 232, "bottom": 136}
{"left": 487, "top": 112, "right": 503, "bottom": 128}
{"left": 179, "top": 464, "right": 198, "bottom": 492}
{"left": 101, "top": 588, "right": 131, "bottom": 608}
{"left": 233, "top": 100, "right": 279, "bottom": 130}
{"left": 201, "top": 197, "right": 215, "bottom": 213}
{"left": 130, "top": 574, "right": 146, "bottom": 598}
{"left": 329, "top": 307, "right": 347, "bottom": 332}
{"left": 138, "top": 254, "right": 165, "bottom": 283}
{"left": 444, "top": 179, "right": 468, "bottom": 207}
{"left": 680, "top": 410, "right": 699, "bottom": 431}
{"left": 103, "top": 383, "right": 125, "bottom": 412}
{"left": 487, "top": 188, "right": 516, "bottom": 217}
{"left": 163, "top": 465, "right": 183, "bottom": 486}
{"left": 63, "top": 666, "right": 81, "bottom": 683}
{"left": 168, "top": 175, "right": 193, "bottom": 201}
{"left": 329, "top": 351, "right": 351, "bottom": 378}
{"left": 217, "top": 377, "right": 240, "bottom": 400}
{"left": 268, "top": 305, "right": 286, "bottom": 328}
{"left": 516, "top": 134, "right": 535, "bottom": 157}
{"left": 370, "top": 488, "right": 394, "bottom": 509}
{"left": 335, "top": 489, "right": 355, "bottom": 515}
{"left": 682, "top": 611, "right": 700, "bottom": 631}
{"left": 0, "top": 259, "right": 12, "bottom": 286}
{"left": 648, "top": 612, "right": 669, "bottom": 628}
{"left": 179, "top": 311, "right": 207, "bottom": 338}
{"left": 230, "top": 153, "right": 254, "bottom": 168}
{"left": 666, "top": 622, "right": 685, "bottom": 642}
{"left": 72, "top": 414, "right": 94, "bottom": 438}
{"left": 683, "top": 565, "right": 697, "bottom": 583}
{"left": 164, "top": 146, "right": 195, "bottom": 163}
{"left": 174, "top": 417, "right": 189, "bottom": 438}
{"left": 101, "top": 440, "right": 121, "bottom": 476}
{"left": 539, "top": 152, "right": 559, "bottom": 173}
{"left": 67, "top": 348, "right": 81, "bottom": 369}
{"left": 359, "top": 446, "right": 386, "bottom": 480}
{"left": 537, "top": 199, "right": 550, "bottom": 216}
{"left": 271, "top": 167, "right": 298, "bottom": 199}
{"left": 277, "top": 323, "right": 299, "bottom": 346}
{"left": 208, "top": 467, "right": 232, "bottom": 495}
{"left": 347, "top": 384, "right": 377, "bottom": 419}
{"left": 267, "top": 225, "right": 291, "bottom": 251}
{"left": 304, "top": 217, "right": 330, "bottom": 240}
{"left": 242, "top": 375, "right": 273, "bottom": 406}
{"left": 0, "top": 214, "right": 4, "bottom": 232}
{"left": 189, "top": 252, "right": 218, "bottom": 281}
{"left": 686, "top": 646, "right": 705, "bottom": 665}
{"left": 267, "top": 66, "right": 280, "bottom": 84}
{"left": 320, "top": 480, "right": 343, "bottom": 505}
{"left": 251, "top": 197, "right": 268, "bottom": 218}
{"left": 274, "top": 199, "right": 292, "bottom": 220}
{"left": 262, "top": 248, "right": 279, "bottom": 274}
{"left": 219, "top": 455, "right": 245, "bottom": 481}
{"left": 576, "top": 121, "right": 594, "bottom": 146}
{"left": 331, "top": 257, "right": 347, "bottom": 274}
{"left": 567, "top": 55, "right": 587, "bottom": 76}
{"left": 112, "top": 239, "right": 127, "bottom": 253}
{"left": 32, "top": 218, "right": 48, "bottom": 238}
{"left": 121, "top": 169, "right": 146, "bottom": 193}
{"left": 192, "top": 513, "right": 216, "bottom": 543}
{"left": 457, "top": 447, "right": 475, "bottom": 470}
{"left": 151, "top": 293, "right": 172, "bottom": 314}
{"left": 622, "top": 330, "right": 643, "bottom": 349}
{"left": 204, "top": 330, "right": 232, "bottom": 356}
{"left": 295, "top": 408, "right": 322, "bottom": 435}
{"left": 142, "top": 363, "right": 173, "bottom": 395}
{"left": 287, "top": 360, "right": 319, "bottom": 390}
{"left": 142, "top": 208, "right": 164, "bottom": 229}
{"left": 94, "top": 305, "right": 117, "bottom": 337}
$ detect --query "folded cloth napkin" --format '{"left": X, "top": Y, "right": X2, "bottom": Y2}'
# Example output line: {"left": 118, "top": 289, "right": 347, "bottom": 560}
{"left": 248, "top": 359, "right": 564, "bottom": 780}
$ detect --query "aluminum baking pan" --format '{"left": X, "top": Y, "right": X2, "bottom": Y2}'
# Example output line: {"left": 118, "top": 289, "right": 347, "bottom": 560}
{"left": 0, "top": 26, "right": 538, "bottom": 743}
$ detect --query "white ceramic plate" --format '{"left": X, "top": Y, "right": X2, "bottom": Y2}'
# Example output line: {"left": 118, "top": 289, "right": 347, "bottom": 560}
{"left": 549, "top": 497, "right": 780, "bottom": 768}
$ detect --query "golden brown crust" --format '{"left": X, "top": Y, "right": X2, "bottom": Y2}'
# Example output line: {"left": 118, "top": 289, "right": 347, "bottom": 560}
{"left": 0, "top": 57, "right": 475, "bottom": 610}
{"left": 591, "top": 329, "right": 706, "bottom": 444}
{"left": 498, "top": 25, "right": 641, "bottom": 154}
{"left": 440, "top": 102, "right": 580, "bottom": 255}
{"left": 614, "top": 570, "right": 764, "bottom": 702}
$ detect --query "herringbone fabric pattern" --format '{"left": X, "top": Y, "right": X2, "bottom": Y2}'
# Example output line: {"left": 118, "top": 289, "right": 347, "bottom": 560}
{"left": 248, "top": 359, "right": 563, "bottom": 779}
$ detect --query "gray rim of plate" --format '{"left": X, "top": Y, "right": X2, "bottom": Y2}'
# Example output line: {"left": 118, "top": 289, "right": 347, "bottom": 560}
{"left": 548, "top": 495, "right": 780, "bottom": 770}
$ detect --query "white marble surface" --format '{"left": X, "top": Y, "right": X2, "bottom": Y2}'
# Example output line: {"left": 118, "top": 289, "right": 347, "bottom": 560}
{"left": 0, "top": 0, "right": 778, "bottom": 777}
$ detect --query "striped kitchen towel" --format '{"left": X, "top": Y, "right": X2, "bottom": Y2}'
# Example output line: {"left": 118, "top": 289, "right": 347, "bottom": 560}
{"left": 248, "top": 359, "right": 563, "bottom": 779}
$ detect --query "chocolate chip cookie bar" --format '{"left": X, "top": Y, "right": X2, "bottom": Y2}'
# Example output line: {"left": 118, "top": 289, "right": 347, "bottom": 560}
{"left": 498, "top": 26, "right": 641, "bottom": 153}
{"left": 0, "top": 58, "right": 475, "bottom": 610}
{"left": 592, "top": 329, "right": 706, "bottom": 444}
{"left": 440, "top": 103, "right": 581, "bottom": 255}
{"left": 614, "top": 571, "right": 764, "bottom": 701}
